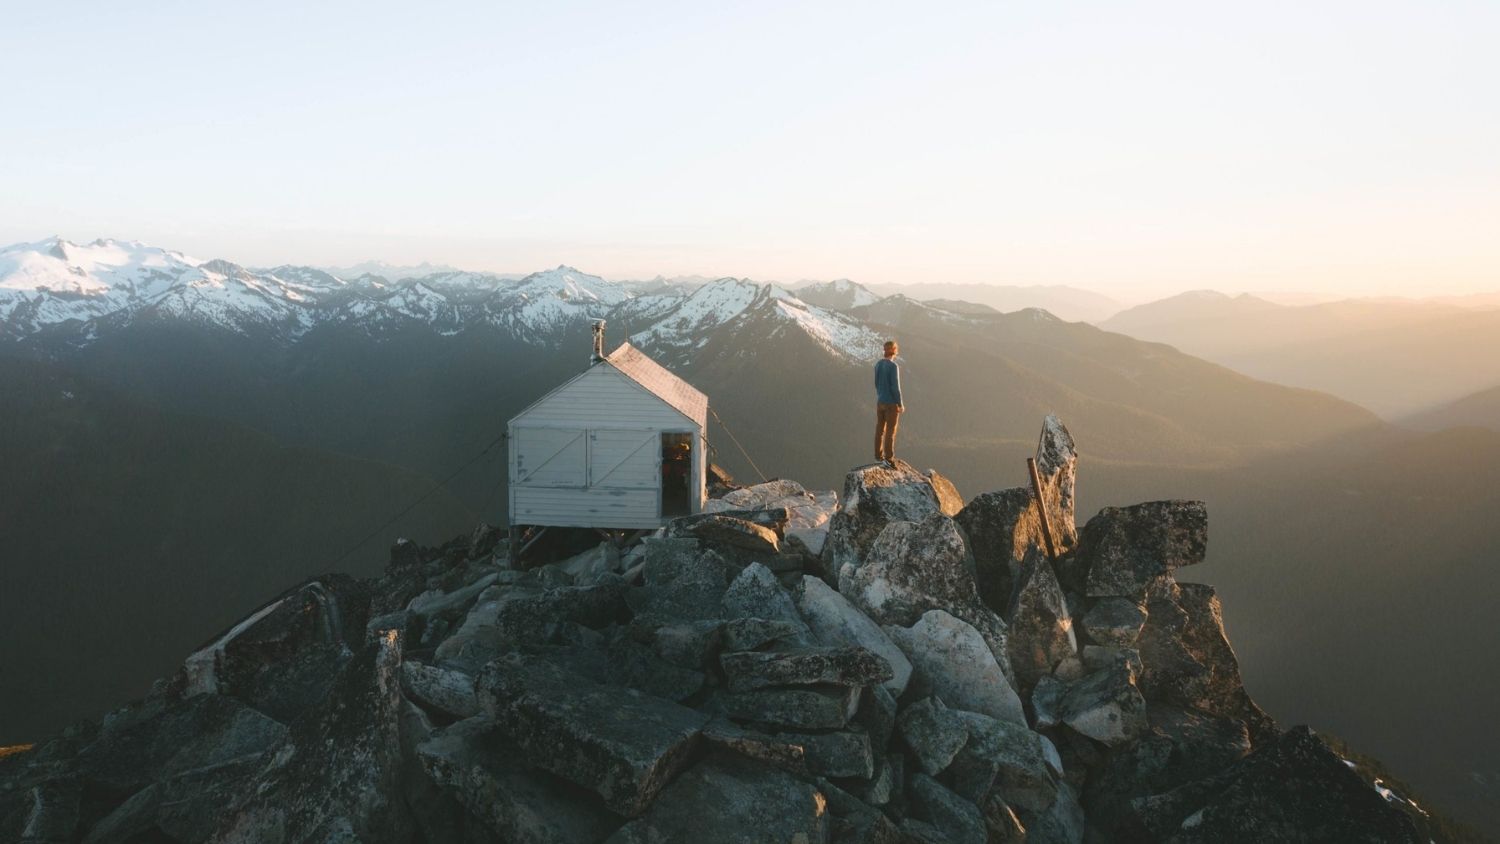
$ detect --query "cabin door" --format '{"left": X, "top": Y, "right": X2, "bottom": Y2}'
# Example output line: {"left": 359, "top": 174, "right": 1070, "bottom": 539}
{"left": 660, "top": 432, "right": 693, "bottom": 517}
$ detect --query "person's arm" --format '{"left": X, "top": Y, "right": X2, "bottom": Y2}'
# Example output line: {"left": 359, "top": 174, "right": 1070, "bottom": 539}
{"left": 892, "top": 362, "right": 904, "bottom": 409}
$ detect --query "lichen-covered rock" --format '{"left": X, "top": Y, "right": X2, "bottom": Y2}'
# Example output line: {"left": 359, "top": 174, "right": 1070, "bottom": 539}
{"left": 1024, "top": 781, "right": 1086, "bottom": 844}
{"left": 946, "top": 709, "right": 1062, "bottom": 814}
{"left": 908, "top": 773, "right": 987, "bottom": 844}
{"left": 640, "top": 618, "right": 723, "bottom": 670}
{"left": 720, "top": 617, "right": 808, "bottom": 652}
{"left": 671, "top": 514, "right": 782, "bottom": 555}
{"left": 415, "top": 716, "right": 618, "bottom": 844}
{"left": 886, "top": 611, "right": 1026, "bottom": 725}
{"left": 478, "top": 653, "right": 710, "bottom": 817}
{"left": 83, "top": 757, "right": 263, "bottom": 844}
{"left": 795, "top": 575, "right": 912, "bottom": 696}
{"left": 720, "top": 685, "right": 862, "bottom": 731}
{"left": 953, "top": 487, "right": 1046, "bottom": 616}
{"left": 676, "top": 506, "right": 792, "bottom": 538}
{"left": 604, "top": 637, "right": 706, "bottom": 703}
{"left": 209, "top": 631, "right": 411, "bottom": 843}
{"left": 1006, "top": 548, "right": 1078, "bottom": 694}
{"left": 1053, "top": 656, "right": 1149, "bottom": 747}
{"left": 816, "top": 778, "right": 903, "bottom": 843}
{"left": 400, "top": 661, "right": 479, "bottom": 719}
{"left": 896, "top": 696, "right": 971, "bottom": 776}
{"left": 1082, "top": 596, "right": 1149, "bottom": 646}
{"left": 719, "top": 647, "right": 892, "bottom": 693}
{"left": 1139, "top": 726, "right": 1422, "bottom": 843}
{"left": 706, "top": 479, "right": 840, "bottom": 557}
{"left": 700, "top": 718, "right": 810, "bottom": 776}
{"left": 607, "top": 754, "right": 831, "bottom": 844}
{"left": 826, "top": 459, "right": 962, "bottom": 574}
{"left": 1077, "top": 501, "right": 1208, "bottom": 601}
{"left": 781, "top": 730, "right": 874, "bottom": 779}
{"left": 840, "top": 512, "right": 1015, "bottom": 680}
{"left": 626, "top": 540, "right": 730, "bottom": 621}
{"left": 721, "top": 563, "right": 813, "bottom": 643}
{"left": 1084, "top": 704, "right": 1253, "bottom": 838}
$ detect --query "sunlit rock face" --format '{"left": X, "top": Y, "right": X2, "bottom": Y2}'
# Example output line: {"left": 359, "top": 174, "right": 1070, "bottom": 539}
{"left": 825, "top": 458, "right": 964, "bottom": 575}
{"left": 0, "top": 416, "right": 1435, "bottom": 844}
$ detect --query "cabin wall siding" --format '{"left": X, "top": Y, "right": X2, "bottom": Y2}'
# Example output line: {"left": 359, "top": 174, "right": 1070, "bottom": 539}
{"left": 511, "top": 486, "right": 662, "bottom": 529}
{"left": 508, "top": 364, "right": 707, "bottom": 529}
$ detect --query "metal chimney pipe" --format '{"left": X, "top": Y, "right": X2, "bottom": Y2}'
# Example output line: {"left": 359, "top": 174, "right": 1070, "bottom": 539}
{"left": 591, "top": 320, "right": 607, "bottom": 364}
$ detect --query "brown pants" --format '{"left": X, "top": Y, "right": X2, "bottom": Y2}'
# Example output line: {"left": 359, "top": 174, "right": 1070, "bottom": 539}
{"left": 875, "top": 403, "right": 902, "bottom": 461}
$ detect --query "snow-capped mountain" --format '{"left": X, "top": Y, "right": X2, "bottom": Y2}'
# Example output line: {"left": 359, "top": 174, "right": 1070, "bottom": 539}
{"left": 622, "top": 278, "right": 884, "bottom": 362}
{"left": 791, "top": 278, "right": 881, "bottom": 311}
{"left": 0, "top": 238, "right": 888, "bottom": 361}
{"left": 0, "top": 239, "right": 634, "bottom": 346}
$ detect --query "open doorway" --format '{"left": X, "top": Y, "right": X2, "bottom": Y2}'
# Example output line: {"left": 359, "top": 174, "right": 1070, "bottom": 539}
{"left": 660, "top": 432, "right": 692, "bottom": 517}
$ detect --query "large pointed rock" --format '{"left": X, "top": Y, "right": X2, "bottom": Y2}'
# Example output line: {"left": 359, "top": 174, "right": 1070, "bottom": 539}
{"left": 826, "top": 459, "right": 963, "bottom": 573}
{"left": 478, "top": 653, "right": 710, "bottom": 817}
{"left": 1136, "top": 582, "right": 1276, "bottom": 742}
{"left": 1033, "top": 415, "right": 1079, "bottom": 550}
{"left": 841, "top": 513, "right": 1015, "bottom": 679}
{"left": 209, "top": 631, "right": 412, "bottom": 843}
{"left": 1076, "top": 501, "right": 1208, "bottom": 601}
{"left": 607, "top": 754, "right": 831, "bottom": 844}
{"left": 1005, "top": 549, "right": 1078, "bottom": 694}
{"left": 885, "top": 611, "right": 1026, "bottom": 725}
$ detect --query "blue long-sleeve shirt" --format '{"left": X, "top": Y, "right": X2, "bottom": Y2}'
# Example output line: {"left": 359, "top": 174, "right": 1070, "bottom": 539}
{"left": 875, "top": 357, "right": 902, "bottom": 406}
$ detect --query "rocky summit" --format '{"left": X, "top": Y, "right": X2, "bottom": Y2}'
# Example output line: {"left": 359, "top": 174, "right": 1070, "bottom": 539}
{"left": 0, "top": 416, "right": 1437, "bottom": 843}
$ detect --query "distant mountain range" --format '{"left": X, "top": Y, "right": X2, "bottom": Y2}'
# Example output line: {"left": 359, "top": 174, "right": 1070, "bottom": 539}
{"left": 852, "top": 281, "right": 1123, "bottom": 323}
{"left": 1100, "top": 290, "right": 1500, "bottom": 418}
{"left": 4, "top": 236, "right": 1500, "bottom": 830}
{"left": 1403, "top": 384, "right": 1500, "bottom": 432}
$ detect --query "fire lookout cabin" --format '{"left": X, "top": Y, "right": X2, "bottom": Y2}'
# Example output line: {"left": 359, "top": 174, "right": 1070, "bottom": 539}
{"left": 507, "top": 323, "right": 708, "bottom": 555}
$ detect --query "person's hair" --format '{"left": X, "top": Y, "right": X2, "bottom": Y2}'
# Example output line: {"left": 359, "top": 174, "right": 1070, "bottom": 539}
{"left": 883, "top": 339, "right": 898, "bottom": 355}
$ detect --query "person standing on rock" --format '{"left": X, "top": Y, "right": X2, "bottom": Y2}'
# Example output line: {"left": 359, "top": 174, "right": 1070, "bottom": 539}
{"left": 874, "top": 339, "right": 904, "bottom": 463}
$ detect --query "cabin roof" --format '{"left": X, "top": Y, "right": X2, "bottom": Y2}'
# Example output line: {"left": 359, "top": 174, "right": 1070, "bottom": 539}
{"left": 604, "top": 342, "right": 708, "bottom": 428}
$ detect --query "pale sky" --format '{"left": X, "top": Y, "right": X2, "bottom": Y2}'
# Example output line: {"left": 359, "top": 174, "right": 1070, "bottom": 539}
{"left": 2, "top": 0, "right": 1497, "bottom": 299}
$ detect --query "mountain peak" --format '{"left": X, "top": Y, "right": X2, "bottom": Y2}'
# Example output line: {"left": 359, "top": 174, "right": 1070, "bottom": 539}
{"left": 794, "top": 278, "right": 880, "bottom": 310}
{"left": 0, "top": 416, "right": 1439, "bottom": 841}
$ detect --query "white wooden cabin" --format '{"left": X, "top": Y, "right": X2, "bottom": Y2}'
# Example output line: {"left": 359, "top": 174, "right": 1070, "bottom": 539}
{"left": 507, "top": 333, "right": 708, "bottom": 545}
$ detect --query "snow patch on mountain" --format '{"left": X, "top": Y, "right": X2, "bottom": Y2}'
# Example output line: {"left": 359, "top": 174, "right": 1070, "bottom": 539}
{"left": 794, "top": 278, "right": 881, "bottom": 310}
{"left": 629, "top": 278, "right": 883, "bottom": 361}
